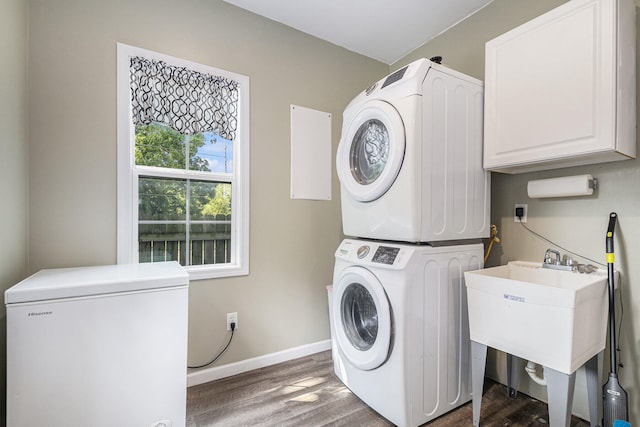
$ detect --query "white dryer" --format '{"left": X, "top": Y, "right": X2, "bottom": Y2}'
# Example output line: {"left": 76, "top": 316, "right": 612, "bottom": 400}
{"left": 337, "top": 58, "right": 490, "bottom": 243}
{"left": 331, "top": 239, "right": 483, "bottom": 427}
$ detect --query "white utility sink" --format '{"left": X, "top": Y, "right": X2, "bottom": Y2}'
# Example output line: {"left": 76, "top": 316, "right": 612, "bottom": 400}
{"left": 465, "top": 261, "right": 610, "bottom": 375}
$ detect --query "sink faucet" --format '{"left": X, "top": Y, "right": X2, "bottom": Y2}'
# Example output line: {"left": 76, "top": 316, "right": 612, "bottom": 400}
{"left": 544, "top": 249, "right": 561, "bottom": 265}
{"left": 542, "top": 249, "right": 575, "bottom": 271}
{"left": 542, "top": 248, "right": 598, "bottom": 273}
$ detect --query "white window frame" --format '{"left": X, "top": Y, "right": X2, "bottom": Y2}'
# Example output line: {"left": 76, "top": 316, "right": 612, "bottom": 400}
{"left": 116, "top": 43, "right": 250, "bottom": 280}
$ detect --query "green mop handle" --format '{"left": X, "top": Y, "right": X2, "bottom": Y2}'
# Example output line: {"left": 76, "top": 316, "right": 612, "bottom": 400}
{"left": 606, "top": 212, "right": 617, "bottom": 374}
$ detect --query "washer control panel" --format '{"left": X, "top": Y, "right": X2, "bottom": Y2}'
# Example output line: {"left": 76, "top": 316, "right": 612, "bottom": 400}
{"left": 371, "top": 246, "right": 400, "bottom": 265}
{"left": 336, "top": 239, "right": 415, "bottom": 268}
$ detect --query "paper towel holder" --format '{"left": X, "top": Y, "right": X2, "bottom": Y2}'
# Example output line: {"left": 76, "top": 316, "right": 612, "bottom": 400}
{"left": 527, "top": 174, "right": 597, "bottom": 198}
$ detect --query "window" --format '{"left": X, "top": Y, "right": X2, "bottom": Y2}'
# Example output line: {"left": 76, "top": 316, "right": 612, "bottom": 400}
{"left": 117, "top": 43, "right": 249, "bottom": 280}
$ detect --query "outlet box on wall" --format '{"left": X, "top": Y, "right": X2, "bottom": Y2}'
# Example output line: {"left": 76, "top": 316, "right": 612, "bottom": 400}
{"left": 227, "top": 312, "right": 238, "bottom": 331}
{"left": 514, "top": 204, "right": 527, "bottom": 223}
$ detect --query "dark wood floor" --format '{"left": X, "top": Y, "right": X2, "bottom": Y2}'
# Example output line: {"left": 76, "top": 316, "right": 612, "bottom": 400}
{"left": 187, "top": 350, "right": 590, "bottom": 426}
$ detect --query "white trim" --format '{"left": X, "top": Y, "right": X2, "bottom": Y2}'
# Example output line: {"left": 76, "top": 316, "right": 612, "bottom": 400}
{"left": 116, "top": 44, "right": 135, "bottom": 264}
{"left": 186, "top": 340, "right": 332, "bottom": 387}
{"left": 116, "top": 42, "right": 250, "bottom": 279}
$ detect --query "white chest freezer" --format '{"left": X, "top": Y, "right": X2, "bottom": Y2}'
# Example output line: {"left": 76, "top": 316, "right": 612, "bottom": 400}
{"left": 5, "top": 261, "right": 189, "bottom": 427}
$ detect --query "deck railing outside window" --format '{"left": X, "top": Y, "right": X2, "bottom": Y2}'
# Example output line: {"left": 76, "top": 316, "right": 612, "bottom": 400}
{"left": 138, "top": 215, "right": 231, "bottom": 265}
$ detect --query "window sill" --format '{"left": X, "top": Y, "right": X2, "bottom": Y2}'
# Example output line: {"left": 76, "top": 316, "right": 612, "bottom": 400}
{"left": 186, "top": 263, "right": 249, "bottom": 281}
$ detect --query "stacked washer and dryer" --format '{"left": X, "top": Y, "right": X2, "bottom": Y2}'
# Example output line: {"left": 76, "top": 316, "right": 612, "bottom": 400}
{"left": 331, "top": 58, "right": 490, "bottom": 426}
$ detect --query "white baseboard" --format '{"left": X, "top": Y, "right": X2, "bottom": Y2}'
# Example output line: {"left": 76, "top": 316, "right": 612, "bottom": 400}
{"left": 187, "top": 339, "right": 332, "bottom": 387}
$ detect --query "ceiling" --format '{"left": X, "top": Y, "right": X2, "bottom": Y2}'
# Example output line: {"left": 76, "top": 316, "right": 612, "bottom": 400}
{"left": 222, "top": 0, "right": 494, "bottom": 64}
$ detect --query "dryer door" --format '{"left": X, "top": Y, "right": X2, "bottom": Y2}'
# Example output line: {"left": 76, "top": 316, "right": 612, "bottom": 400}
{"left": 332, "top": 266, "right": 392, "bottom": 370}
{"left": 336, "top": 100, "right": 405, "bottom": 202}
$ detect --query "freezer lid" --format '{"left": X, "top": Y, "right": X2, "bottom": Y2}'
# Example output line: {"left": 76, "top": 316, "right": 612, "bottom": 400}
{"left": 5, "top": 261, "right": 189, "bottom": 304}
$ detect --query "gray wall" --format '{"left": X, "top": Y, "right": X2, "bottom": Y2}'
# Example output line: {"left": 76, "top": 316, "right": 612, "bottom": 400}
{"left": 396, "top": 0, "right": 640, "bottom": 421}
{"left": 0, "top": 0, "right": 29, "bottom": 421}
{"left": 26, "top": 0, "right": 387, "bottom": 384}
{"left": 16, "top": 0, "right": 640, "bottom": 423}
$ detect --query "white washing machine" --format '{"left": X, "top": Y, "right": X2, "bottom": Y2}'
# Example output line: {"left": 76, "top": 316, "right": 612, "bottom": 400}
{"left": 331, "top": 239, "right": 483, "bottom": 427}
{"left": 337, "top": 58, "right": 490, "bottom": 243}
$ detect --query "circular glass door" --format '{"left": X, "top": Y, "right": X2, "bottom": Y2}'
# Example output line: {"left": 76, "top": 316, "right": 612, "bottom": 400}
{"left": 336, "top": 100, "right": 405, "bottom": 202}
{"left": 350, "top": 119, "right": 389, "bottom": 186}
{"left": 342, "top": 283, "right": 378, "bottom": 351}
{"left": 332, "top": 266, "right": 392, "bottom": 370}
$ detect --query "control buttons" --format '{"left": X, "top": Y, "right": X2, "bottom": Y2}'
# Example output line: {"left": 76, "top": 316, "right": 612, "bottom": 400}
{"left": 371, "top": 246, "right": 400, "bottom": 264}
{"left": 357, "top": 245, "right": 371, "bottom": 259}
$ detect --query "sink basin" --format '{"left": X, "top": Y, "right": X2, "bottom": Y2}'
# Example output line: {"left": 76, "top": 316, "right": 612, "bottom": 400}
{"left": 464, "top": 261, "right": 610, "bottom": 374}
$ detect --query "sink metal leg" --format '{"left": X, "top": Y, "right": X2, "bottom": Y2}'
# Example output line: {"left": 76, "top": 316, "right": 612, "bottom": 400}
{"left": 585, "top": 354, "right": 600, "bottom": 427}
{"left": 507, "top": 353, "right": 523, "bottom": 399}
{"left": 471, "top": 341, "right": 487, "bottom": 427}
{"left": 545, "top": 367, "right": 576, "bottom": 427}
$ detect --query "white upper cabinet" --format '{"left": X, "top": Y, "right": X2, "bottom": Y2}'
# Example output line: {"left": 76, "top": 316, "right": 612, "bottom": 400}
{"left": 484, "top": 0, "right": 636, "bottom": 174}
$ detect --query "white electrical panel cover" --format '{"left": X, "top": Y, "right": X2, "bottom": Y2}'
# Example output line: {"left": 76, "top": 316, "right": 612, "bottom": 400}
{"left": 290, "top": 105, "right": 332, "bottom": 200}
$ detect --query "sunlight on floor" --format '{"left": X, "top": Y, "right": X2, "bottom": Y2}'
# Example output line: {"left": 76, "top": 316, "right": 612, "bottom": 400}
{"left": 279, "top": 375, "right": 352, "bottom": 403}
{"left": 280, "top": 376, "right": 328, "bottom": 396}
{"left": 289, "top": 392, "right": 321, "bottom": 403}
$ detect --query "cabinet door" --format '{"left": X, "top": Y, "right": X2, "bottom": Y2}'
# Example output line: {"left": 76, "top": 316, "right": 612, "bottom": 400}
{"left": 484, "top": 0, "right": 621, "bottom": 173}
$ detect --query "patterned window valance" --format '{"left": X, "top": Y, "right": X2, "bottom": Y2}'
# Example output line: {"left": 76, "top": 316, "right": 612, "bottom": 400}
{"left": 130, "top": 56, "right": 239, "bottom": 140}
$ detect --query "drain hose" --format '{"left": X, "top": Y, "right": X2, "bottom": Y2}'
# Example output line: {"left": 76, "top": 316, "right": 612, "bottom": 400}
{"left": 525, "top": 361, "right": 547, "bottom": 386}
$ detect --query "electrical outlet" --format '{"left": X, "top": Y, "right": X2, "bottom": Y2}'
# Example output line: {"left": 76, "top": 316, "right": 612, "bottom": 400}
{"left": 514, "top": 203, "right": 528, "bottom": 223}
{"left": 227, "top": 312, "right": 238, "bottom": 331}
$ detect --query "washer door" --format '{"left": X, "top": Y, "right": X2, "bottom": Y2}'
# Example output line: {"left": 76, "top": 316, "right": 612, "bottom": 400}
{"left": 332, "top": 266, "right": 392, "bottom": 370}
{"left": 336, "top": 100, "right": 405, "bottom": 202}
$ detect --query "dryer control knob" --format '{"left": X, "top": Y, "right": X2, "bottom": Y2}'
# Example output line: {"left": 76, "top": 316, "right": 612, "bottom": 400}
{"left": 365, "top": 83, "right": 377, "bottom": 96}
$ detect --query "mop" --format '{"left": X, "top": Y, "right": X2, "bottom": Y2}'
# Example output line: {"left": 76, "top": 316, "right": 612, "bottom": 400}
{"left": 602, "top": 212, "right": 628, "bottom": 426}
